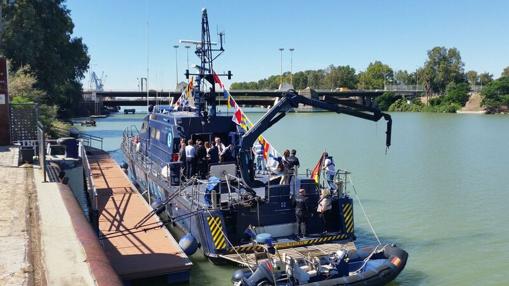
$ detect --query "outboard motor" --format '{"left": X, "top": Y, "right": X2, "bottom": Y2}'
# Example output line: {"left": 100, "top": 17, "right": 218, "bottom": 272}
{"left": 179, "top": 233, "right": 198, "bottom": 256}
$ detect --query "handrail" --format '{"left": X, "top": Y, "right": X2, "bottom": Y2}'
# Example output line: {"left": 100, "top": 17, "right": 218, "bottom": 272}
{"left": 80, "top": 141, "right": 99, "bottom": 230}
{"left": 79, "top": 132, "right": 104, "bottom": 150}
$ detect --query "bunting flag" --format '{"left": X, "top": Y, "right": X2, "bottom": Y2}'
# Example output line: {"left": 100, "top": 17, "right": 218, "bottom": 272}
{"left": 212, "top": 71, "right": 224, "bottom": 88}
{"left": 310, "top": 152, "right": 326, "bottom": 183}
{"left": 227, "top": 94, "right": 236, "bottom": 109}
{"left": 224, "top": 84, "right": 280, "bottom": 169}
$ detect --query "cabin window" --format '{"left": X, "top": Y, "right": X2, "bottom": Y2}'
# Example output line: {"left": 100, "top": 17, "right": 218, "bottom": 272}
{"left": 155, "top": 130, "right": 161, "bottom": 140}
{"left": 167, "top": 131, "right": 174, "bottom": 148}
{"left": 150, "top": 128, "right": 156, "bottom": 139}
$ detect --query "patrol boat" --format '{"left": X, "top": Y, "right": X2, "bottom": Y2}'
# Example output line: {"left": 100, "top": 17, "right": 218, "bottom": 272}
{"left": 121, "top": 9, "right": 393, "bottom": 265}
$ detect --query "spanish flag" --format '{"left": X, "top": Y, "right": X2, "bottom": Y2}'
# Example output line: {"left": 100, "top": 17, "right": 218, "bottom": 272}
{"left": 186, "top": 77, "right": 194, "bottom": 98}
{"left": 310, "top": 152, "right": 326, "bottom": 183}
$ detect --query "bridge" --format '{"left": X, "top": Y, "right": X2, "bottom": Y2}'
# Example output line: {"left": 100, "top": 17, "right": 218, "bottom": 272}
{"left": 82, "top": 86, "right": 423, "bottom": 114}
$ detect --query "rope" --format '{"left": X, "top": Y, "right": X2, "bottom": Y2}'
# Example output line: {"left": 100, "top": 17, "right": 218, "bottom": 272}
{"left": 352, "top": 244, "right": 389, "bottom": 274}
{"left": 347, "top": 176, "right": 382, "bottom": 245}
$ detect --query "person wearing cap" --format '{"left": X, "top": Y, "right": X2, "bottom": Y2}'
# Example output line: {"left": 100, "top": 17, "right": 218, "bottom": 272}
{"left": 287, "top": 149, "right": 300, "bottom": 186}
{"left": 293, "top": 188, "right": 310, "bottom": 238}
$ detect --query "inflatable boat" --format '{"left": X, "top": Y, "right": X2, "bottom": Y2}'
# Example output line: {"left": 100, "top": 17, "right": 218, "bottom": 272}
{"left": 231, "top": 244, "right": 408, "bottom": 286}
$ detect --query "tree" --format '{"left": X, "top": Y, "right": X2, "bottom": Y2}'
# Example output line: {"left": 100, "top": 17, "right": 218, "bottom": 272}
{"left": 422, "top": 47, "right": 465, "bottom": 94}
{"left": 322, "top": 65, "right": 357, "bottom": 89}
{"left": 394, "top": 70, "right": 416, "bottom": 85}
{"left": 481, "top": 77, "right": 509, "bottom": 111}
{"left": 445, "top": 82, "right": 470, "bottom": 106}
{"left": 292, "top": 71, "right": 308, "bottom": 90}
{"left": 1, "top": 0, "right": 89, "bottom": 117}
{"left": 502, "top": 66, "right": 509, "bottom": 78}
{"left": 357, "top": 61, "right": 393, "bottom": 90}
{"left": 8, "top": 66, "right": 45, "bottom": 102}
{"left": 479, "top": 72, "right": 493, "bottom": 86}
{"left": 466, "top": 70, "right": 478, "bottom": 85}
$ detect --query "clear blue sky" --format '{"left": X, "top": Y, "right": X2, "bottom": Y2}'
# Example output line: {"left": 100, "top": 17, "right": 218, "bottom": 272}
{"left": 67, "top": 0, "right": 509, "bottom": 90}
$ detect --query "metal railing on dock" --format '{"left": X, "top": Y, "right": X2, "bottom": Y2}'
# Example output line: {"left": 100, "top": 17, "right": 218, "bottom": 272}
{"left": 79, "top": 132, "right": 103, "bottom": 150}
{"left": 80, "top": 142, "right": 99, "bottom": 230}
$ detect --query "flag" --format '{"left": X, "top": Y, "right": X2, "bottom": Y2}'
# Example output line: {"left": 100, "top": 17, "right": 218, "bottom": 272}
{"left": 223, "top": 89, "right": 228, "bottom": 99}
{"left": 212, "top": 71, "right": 224, "bottom": 89}
{"left": 186, "top": 77, "right": 194, "bottom": 98}
{"left": 232, "top": 107, "right": 243, "bottom": 125}
{"left": 310, "top": 152, "right": 326, "bottom": 184}
{"left": 227, "top": 94, "right": 236, "bottom": 109}
{"left": 263, "top": 141, "right": 270, "bottom": 160}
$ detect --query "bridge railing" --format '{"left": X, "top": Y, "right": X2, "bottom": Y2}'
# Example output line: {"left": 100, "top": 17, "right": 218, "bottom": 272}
{"left": 384, "top": 84, "right": 424, "bottom": 92}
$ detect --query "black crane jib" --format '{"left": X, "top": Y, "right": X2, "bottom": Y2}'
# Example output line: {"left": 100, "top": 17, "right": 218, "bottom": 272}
{"left": 238, "top": 90, "right": 392, "bottom": 189}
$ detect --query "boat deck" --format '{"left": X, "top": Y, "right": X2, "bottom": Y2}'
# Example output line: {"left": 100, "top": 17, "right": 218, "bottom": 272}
{"left": 88, "top": 149, "right": 192, "bottom": 281}
{"left": 220, "top": 241, "right": 356, "bottom": 267}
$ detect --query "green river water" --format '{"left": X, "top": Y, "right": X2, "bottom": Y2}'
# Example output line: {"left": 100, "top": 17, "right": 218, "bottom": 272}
{"left": 77, "top": 109, "right": 509, "bottom": 286}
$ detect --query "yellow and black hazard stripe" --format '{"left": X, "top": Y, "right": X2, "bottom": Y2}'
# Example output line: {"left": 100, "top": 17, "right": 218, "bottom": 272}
{"left": 343, "top": 202, "right": 354, "bottom": 234}
{"left": 225, "top": 233, "right": 349, "bottom": 254}
{"left": 207, "top": 216, "right": 227, "bottom": 250}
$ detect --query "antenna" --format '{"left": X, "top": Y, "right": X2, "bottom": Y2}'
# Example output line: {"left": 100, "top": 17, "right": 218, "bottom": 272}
{"left": 181, "top": 9, "right": 233, "bottom": 118}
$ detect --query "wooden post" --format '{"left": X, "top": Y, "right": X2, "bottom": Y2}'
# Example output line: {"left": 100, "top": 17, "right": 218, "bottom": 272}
{"left": 0, "top": 57, "right": 10, "bottom": 145}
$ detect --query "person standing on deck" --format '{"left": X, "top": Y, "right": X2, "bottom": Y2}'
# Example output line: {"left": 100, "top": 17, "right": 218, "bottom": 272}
{"left": 195, "top": 139, "right": 207, "bottom": 178}
{"left": 317, "top": 188, "right": 332, "bottom": 234}
{"left": 287, "top": 149, "right": 300, "bottom": 186}
{"left": 208, "top": 142, "right": 219, "bottom": 164}
{"left": 185, "top": 139, "right": 196, "bottom": 177}
{"left": 322, "top": 152, "right": 336, "bottom": 191}
{"left": 281, "top": 149, "right": 291, "bottom": 184}
{"left": 215, "top": 137, "right": 226, "bottom": 155}
{"left": 253, "top": 141, "right": 265, "bottom": 174}
{"left": 178, "top": 140, "right": 187, "bottom": 177}
{"left": 293, "top": 188, "right": 310, "bottom": 238}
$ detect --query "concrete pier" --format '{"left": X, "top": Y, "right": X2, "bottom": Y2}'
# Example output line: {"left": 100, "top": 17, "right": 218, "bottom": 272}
{"left": 0, "top": 146, "right": 34, "bottom": 286}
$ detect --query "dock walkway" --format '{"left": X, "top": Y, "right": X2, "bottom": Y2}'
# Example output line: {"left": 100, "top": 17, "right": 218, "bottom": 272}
{"left": 88, "top": 149, "right": 192, "bottom": 282}
{"left": 0, "top": 146, "right": 31, "bottom": 286}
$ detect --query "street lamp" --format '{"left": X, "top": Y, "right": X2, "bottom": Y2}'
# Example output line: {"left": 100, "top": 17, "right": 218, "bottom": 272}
{"left": 173, "top": 45, "right": 179, "bottom": 90}
{"left": 279, "top": 48, "right": 284, "bottom": 87}
{"left": 289, "top": 48, "right": 295, "bottom": 86}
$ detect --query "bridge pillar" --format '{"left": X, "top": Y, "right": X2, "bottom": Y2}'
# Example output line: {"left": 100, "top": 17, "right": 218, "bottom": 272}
{"left": 298, "top": 87, "right": 319, "bottom": 100}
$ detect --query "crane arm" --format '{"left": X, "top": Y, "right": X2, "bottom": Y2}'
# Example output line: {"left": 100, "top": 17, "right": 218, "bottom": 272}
{"left": 238, "top": 90, "right": 392, "bottom": 188}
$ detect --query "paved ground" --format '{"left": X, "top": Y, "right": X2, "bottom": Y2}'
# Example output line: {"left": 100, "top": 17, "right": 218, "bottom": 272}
{"left": 0, "top": 146, "right": 32, "bottom": 286}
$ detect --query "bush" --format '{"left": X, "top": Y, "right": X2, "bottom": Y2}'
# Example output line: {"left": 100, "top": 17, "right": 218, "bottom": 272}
{"left": 445, "top": 82, "right": 470, "bottom": 105}
{"left": 374, "top": 92, "right": 399, "bottom": 111}
{"left": 388, "top": 98, "right": 423, "bottom": 112}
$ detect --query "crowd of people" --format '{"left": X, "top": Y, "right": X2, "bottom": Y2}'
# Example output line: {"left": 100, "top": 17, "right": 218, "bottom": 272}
{"left": 178, "top": 136, "right": 234, "bottom": 179}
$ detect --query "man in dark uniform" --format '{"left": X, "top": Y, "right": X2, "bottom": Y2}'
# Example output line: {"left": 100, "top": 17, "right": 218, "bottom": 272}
{"left": 287, "top": 149, "right": 300, "bottom": 187}
{"left": 293, "top": 188, "right": 310, "bottom": 238}
{"left": 195, "top": 139, "right": 207, "bottom": 178}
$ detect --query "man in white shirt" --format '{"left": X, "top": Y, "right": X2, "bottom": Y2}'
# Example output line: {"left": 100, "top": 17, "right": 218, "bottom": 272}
{"left": 215, "top": 137, "right": 228, "bottom": 162}
{"left": 185, "top": 139, "right": 196, "bottom": 177}
{"left": 322, "top": 152, "right": 336, "bottom": 190}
